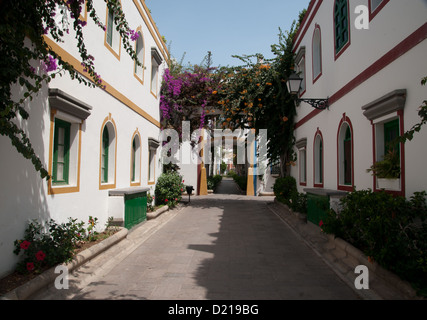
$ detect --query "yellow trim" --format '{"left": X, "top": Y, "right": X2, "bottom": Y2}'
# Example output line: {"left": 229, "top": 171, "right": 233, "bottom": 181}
{"left": 134, "top": 0, "right": 169, "bottom": 63}
{"left": 104, "top": 5, "right": 122, "bottom": 61}
{"left": 133, "top": 26, "right": 145, "bottom": 86}
{"left": 130, "top": 129, "right": 142, "bottom": 187}
{"left": 47, "top": 109, "right": 82, "bottom": 195}
{"left": 43, "top": 36, "right": 161, "bottom": 128}
{"left": 199, "top": 130, "right": 208, "bottom": 195}
{"left": 99, "top": 114, "right": 117, "bottom": 190}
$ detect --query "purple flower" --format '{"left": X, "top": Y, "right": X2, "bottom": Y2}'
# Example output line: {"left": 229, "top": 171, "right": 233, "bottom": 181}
{"left": 43, "top": 55, "right": 58, "bottom": 72}
{"left": 129, "top": 29, "right": 140, "bottom": 41}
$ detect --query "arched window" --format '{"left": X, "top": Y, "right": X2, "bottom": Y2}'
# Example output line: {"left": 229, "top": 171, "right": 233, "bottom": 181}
{"left": 131, "top": 130, "right": 141, "bottom": 186}
{"left": 99, "top": 115, "right": 117, "bottom": 189}
{"left": 105, "top": 4, "right": 121, "bottom": 59}
{"left": 314, "top": 130, "right": 324, "bottom": 187}
{"left": 337, "top": 117, "right": 354, "bottom": 190}
{"left": 334, "top": 0, "right": 350, "bottom": 57}
{"left": 101, "top": 126, "right": 109, "bottom": 183}
{"left": 312, "top": 25, "right": 322, "bottom": 82}
{"left": 134, "top": 31, "right": 144, "bottom": 80}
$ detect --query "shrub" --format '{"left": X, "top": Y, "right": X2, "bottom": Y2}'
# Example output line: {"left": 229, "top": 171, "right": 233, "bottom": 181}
{"left": 273, "top": 176, "right": 307, "bottom": 214}
{"left": 207, "top": 174, "right": 222, "bottom": 190}
{"left": 229, "top": 171, "right": 247, "bottom": 192}
{"left": 273, "top": 176, "right": 297, "bottom": 204}
{"left": 155, "top": 171, "right": 185, "bottom": 207}
{"left": 13, "top": 218, "right": 85, "bottom": 274}
{"left": 147, "top": 192, "right": 155, "bottom": 212}
{"left": 322, "top": 189, "right": 427, "bottom": 296}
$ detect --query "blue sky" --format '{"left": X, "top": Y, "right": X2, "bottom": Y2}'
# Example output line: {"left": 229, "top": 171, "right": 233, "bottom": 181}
{"left": 145, "top": 0, "right": 310, "bottom": 67}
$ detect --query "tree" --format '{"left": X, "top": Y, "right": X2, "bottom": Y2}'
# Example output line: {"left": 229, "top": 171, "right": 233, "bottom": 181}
{"left": 0, "top": 0, "right": 142, "bottom": 179}
{"left": 218, "top": 25, "right": 300, "bottom": 176}
{"left": 398, "top": 76, "right": 427, "bottom": 143}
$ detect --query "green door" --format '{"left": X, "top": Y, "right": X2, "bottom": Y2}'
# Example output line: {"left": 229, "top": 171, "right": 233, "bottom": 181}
{"left": 124, "top": 192, "right": 147, "bottom": 229}
{"left": 307, "top": 193, "right": 330, "bottom": 226}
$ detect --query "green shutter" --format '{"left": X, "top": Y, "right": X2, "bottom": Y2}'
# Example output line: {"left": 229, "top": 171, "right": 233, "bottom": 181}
{"left": 344, "top": 127, "right": 352, "bottom": 185}
{"left": 53, "top": 119, "right": 70, "bottom": 185}
{"left": 131, "top": 138, "right": 136, "bottom": 182}
{"left": 335, "top": 0, "right": 349, "bottom": 53}
{"left": 384, "top": 119, "right": 400, "bottom": 157}
{"left": 102, "top": 128, "right": 109, "bottom": 183}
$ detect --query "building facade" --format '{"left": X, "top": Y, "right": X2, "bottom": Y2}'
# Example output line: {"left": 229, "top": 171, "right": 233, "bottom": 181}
{"left": 290, "top": 0, "right": 427, "bottom": 200}
{"left": 0, "top": 1, "right": 168, "bottom": 277}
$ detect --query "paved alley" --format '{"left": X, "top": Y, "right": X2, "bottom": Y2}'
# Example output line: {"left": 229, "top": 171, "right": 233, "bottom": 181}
{"left": 33, "top": 179, "right": 361, "bottom": 300}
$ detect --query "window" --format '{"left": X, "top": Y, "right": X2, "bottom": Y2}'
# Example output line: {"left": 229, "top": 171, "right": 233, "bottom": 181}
{"left": 295, "top": 47, "right": 306, "bottom": 95}
{"left": 134, "top": 31, "right": 144, "bottom": 81}
{"left": 312, "top": 25, "right": 322, "bottom": 82}
{"left": 105, "top": 7, "right": 121, "bottom": 59}
{"left": 314, "top": 131, "right": 324, "bottom": 187}
{"left": 362, "top": 89, "right": 406, "bottom": 194}
{"left": 53, "top": 119, "right": 70, "bottom": 185}
{"left": 99, "top": 115, "right": 117, "bottom": 190}
{"left": 296, "top": 138, "right": 307, "bottom": 186}
{"left": 48, "top": 88, "right": 91, "bottom": 195}
{"left": 151, "top": 57, "right": 159, "bottom": 96}
{"left": 334, "top": 0, "right": 350, "bottom": 57}
{"left": 131, "top": 131, "right": 141, "bottom": 186}
{"left": 384, "top": 119, "right": 400, "bottom": 158}
{"left": 148, "top": 148, "right": 155, "bottom": 184}
{"left": 101, "top": 127, "right": 109, "bottom": 183}
{"left": 148, "top": 138, "right": 159, "bottom": 184}
{"left": 337, "top": 117, "right": 354, "bottom": 191}
{"left": 369, "top": 0, "right": 390, "bottom": 20}
{"left": 151, "top": 48, "right": 163, "bottom": 97}
{"left": 370, "top": 0, "right": 383, "bottom": 11}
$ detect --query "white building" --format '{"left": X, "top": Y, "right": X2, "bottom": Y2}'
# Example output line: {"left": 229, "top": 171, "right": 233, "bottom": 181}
{"left": 289, "top": 0, "right": 427, "bottom": 206}
{"left": 0, "top": 1, "right": 168, "bottom": 277}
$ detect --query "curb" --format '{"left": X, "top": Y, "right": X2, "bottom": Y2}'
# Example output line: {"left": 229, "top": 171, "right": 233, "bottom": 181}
{"left": 0, "top": 205, "right": 170, "bottom": 300}
{"left": 1, "top": 227, "right": 128, "bottom": 300}
{"left": 271, "top": 198, "right": 421, "bottom": 300}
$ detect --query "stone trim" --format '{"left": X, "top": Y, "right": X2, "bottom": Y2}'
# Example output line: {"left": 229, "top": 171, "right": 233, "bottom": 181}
{"left": 361, "top": 89, "right": 407, "bottom": 121}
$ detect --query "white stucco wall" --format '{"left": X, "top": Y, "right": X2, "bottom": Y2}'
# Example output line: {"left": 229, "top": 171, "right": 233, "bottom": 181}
{"left": 290, "top": 0, "right": 427, "bottom": 197}
{"left": 0, "top": 1, "right": 167, "bottom": 278}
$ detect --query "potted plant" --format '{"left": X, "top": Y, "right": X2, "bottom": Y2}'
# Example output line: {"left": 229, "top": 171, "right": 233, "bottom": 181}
{"left": 367, "top": 149, "right": 401, "bottom": 190}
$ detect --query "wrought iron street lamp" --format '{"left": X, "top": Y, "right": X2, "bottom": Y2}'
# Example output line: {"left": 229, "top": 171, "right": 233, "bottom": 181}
{"left": 286, "top": 72, "right": 329, "bottom": 110}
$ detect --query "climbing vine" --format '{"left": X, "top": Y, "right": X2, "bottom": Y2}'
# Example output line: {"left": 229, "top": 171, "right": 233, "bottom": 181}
{"left": 160, "top": 23, "right": 301, "bottom": 176}
{"left": 0, "top": 0, "right": 142, "bottom": 179}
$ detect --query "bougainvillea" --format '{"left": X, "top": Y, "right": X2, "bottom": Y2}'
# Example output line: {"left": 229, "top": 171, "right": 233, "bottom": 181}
{"left": 0, "top": 0, "right": 143, "bottom": 179}
{"left": 160, "top": 64, "right": 224, "bottom": 135}
{"left": 160, "top": 25, "right": 300, "bottom": 175}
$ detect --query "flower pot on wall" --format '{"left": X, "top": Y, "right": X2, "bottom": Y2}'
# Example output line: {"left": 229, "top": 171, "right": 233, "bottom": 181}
{"left": 377, "top": 178, "right": 400, "bottom": 191}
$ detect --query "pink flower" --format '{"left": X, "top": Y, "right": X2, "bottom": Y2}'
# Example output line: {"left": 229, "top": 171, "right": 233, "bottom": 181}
{"left": 20, "top": 240, "right": 31, "bottom": 250}
{"left": 319, "top": 220, "right": 324, "bottom": 227}
{"left": 26, "top": 262, "right": 35, "bottom": 271}
{"left": 165, "top": 199, "right": 168, "bottom": 202}
{"left": 35, "top": 250, "right": 46, "bottom": 261}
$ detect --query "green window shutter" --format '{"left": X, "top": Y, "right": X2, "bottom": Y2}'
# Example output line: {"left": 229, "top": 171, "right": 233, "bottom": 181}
{"left": 102, "top": 127, "right": 109, "bottom": 183}
{"left": 335, "top": 0, "right": 349, "bottom": 54}
{"left": 384, "top": 119, "right": 400, "bottom": 157}
{"left": 53, "top": 119, "right": 71, "bottom": 185}
{"left": 131, "top": 138, "right": 136, "bottom": 182}
{"left": 319, "top": 139, "right": 323, "bottom": 183}
{"left": 344, "top": 127, "right": 352, "bottom": 185}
